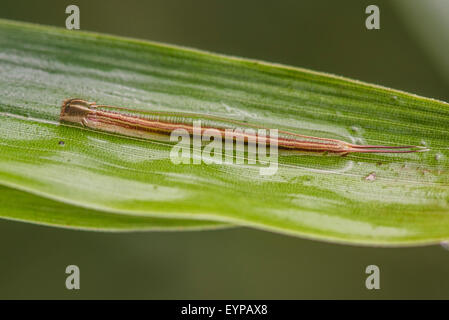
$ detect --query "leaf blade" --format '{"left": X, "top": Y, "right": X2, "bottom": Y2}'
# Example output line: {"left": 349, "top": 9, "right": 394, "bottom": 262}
{"left": 0, "top": 19, "right": 448, "bottom": 245}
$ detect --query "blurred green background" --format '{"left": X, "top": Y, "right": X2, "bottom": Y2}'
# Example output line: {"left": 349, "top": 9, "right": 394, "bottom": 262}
{"left": 0, "top": 0, "right": 448, "bottom": 299}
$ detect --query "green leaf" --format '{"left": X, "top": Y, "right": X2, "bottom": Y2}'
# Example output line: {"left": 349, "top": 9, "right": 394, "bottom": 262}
{"left": 0, "top": 184, "right": 227, "bottom": 231}
{"left": 0, "top": 19, "right": 448, "bottom": 245}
